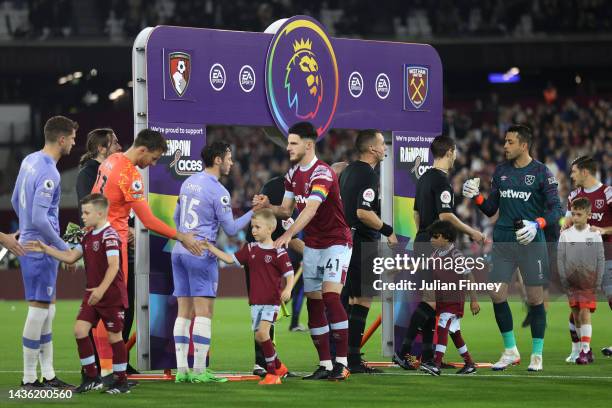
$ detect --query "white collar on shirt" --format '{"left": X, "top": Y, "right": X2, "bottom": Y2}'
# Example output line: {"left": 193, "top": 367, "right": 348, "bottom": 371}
{"left": 299, "top": 156, "right": 318, "bottom": 172}
{"left": 584, "top": 182, "right": 603, "bottom": 194}
{"left": 92, "top": 222, "right": 110, "bottom": 235}
{"left": 256, "top": 242, "right": 274, "bottom": 250}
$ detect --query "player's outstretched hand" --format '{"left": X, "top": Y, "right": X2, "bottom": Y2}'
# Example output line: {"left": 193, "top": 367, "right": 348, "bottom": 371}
{"left": 24, "top": 240, "right": 46, "bottom": 254}
{"left": 252, "top": 194, "right": 270, "bottom": 211}
{"left": 462, "top": 178, "right": 480, "bottom": 198}
{"left": 281, "top": 288, "right": 291, "bottom": 303}
{"left": 470, "top": 301, "right": 480, "bottom": 315}
{"left": 274, "top": 232, "right": 292, "bottom": 249}
{"left": 86, "top": 287, "right": 104, "bottom": 305}
{"left": 178, "top": 231, "right": 203, "bottom": 256}
{"left": 387, "top": 232, "right": 399, "bottom": 249}
{"left": 470, "top": 230, "right": 486, "bottom": 245}
{"left": 1, "top": 231, "right": 26, "bottom": 256}
{"left": 516, "top": 220, "right": 538, "bottom": 245}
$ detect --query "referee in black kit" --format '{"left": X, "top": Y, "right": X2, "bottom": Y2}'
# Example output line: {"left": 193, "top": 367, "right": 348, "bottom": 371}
{"left": 340, "top": 129, "right": 398, "bottom": 374}
{"left": 393, "top": 135, "right": 485, "bottom": 372}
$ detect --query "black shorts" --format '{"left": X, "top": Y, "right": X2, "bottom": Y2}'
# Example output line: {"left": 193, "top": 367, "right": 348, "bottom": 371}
{"left": 346, "top": 232, "right": 378, "bottom": 298}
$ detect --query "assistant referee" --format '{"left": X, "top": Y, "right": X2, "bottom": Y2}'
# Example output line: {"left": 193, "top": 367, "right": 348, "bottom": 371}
{"left": 340, "top": 129, "right": 397, "bottom": 374}
{"left": 394, "top": 135, "right": 485, "bottom": 370}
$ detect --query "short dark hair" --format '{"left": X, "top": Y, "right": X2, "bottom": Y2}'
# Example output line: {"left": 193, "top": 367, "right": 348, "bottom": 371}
{"left": 571, "top": 155, "right": 597, "bottom": 176}
{"left": 134, "top": 129, "right": 167, "bottom": 153}
{"left": 506, "top": 124, "right": 533, "bottom": 148}
{"left": 201, "top": 141, "right": 231, "bottom": 167}
{"left": 355, "top": 129, "right": 380, "bottom": 153}
{"left": 80, "top": 193, "right": 109, "bottom": 210}
{"left": 430, "top": 135, "right": 455, "bottom": 159}
{"left": 288, "top": 121, "right": 317, "bottom": 141}
{"left": 428, "top": 220, "right": 457, "bottom": 242}
{"left": 80, "top": 128, "right": 113, "bottom": 167}
{"left": 44, "top": 116, "right": 78, "bottom": 143}
{"left": 570, "top": 197, "right": 591, "bottom": 212}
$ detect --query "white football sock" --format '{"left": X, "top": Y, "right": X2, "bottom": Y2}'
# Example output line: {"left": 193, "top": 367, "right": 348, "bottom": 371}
{"left": 173, "top": 317, "right": 191, "bottom": 374}
{"left": 580, "top": 324, "right": 592, "bottom": 353}
{"left": 22, "top": 306, "right": 48, "bottom": 384}
{"left": 192, "top": 316, "right": 211, "bottom": 375}
{"left": 39, "top": 304, "right": 55, "bottom": 380}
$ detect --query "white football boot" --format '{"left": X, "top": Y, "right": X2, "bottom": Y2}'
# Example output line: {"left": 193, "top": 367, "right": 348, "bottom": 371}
{"left": 527, "top": 354, "right": 543, "bottom": 371}
{"left": 491, "top": 347, "right": 521, "bottom": 371}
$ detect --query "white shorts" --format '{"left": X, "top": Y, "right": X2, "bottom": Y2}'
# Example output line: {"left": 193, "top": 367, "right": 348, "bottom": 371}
{"left": 303, "top": 244, "right": 352, "bottom": 293}
{"left": 603, "top": 260, "right": 612, "bottom": 298}
{"left": 438, "top": 312, "right": 461, "bottom": 333}
{"left": 250, "top": 304, "right": 279, "bottom": 331}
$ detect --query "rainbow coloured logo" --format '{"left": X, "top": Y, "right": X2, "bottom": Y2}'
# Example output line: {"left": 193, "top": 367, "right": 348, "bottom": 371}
{"left": 265, "top": 16, "right": 339, "bottom": 140}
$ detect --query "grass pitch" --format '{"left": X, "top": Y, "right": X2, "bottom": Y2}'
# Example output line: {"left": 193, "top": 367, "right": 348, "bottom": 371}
{"left": 0, "top": 299, "right": 611, "bottom": 407}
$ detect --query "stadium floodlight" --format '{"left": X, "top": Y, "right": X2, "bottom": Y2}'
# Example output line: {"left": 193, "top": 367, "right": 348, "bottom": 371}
{"left": 109, "top": 88, "right": 125, "bottom": 100}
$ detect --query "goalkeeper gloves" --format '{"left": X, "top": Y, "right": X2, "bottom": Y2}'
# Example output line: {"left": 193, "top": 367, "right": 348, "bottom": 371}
{"left": 515, "top": 218, "right": 546, "bottom": 245}
{"left": 462, "top": 178, "right": 480, "bottom": 198}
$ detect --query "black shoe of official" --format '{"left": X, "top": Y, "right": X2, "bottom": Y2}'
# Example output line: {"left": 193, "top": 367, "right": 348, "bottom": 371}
{"left": 302, "top": 365, "right": 331, "bottom": 380}
{"left": 20, "top": 379, "right": 51, "bottom": 390}
{"left": 419, "top": 360, "right": 441, "bottom": 376}
{"left": 456, "top": 363, "right": 477, "bottom": 375}
{"left": 75, "top": 375, "right": 104, "bottom": 393}
{"left": 126, "top": 364, "right": 140, "bottom": 375}
{"left": 348, "top": 360, "right": 383, "bottom": 374}
{"left": 104, "top": 380, "right": 131, "bottom": 394}
{"left": 328, "top": 362, "right": 350, "bottom": 381}
{"left": 392, "top": 352, "right": 418, "bottom": 370}
{"left": 42, "top": 376, "right": 75, "bottom": 389}
{"left": 127, "top": 380, "right": 139, "bottom": 388}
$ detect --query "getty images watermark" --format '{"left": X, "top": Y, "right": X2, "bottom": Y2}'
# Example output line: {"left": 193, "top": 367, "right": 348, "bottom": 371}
{"left": 369, "top": 253, "right": 504, "bottom": 293}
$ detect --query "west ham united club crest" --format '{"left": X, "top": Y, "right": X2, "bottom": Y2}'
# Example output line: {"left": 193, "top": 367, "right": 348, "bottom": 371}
{"left": 525, "top": 175, "right": 535, "bottom": 185}
{"left": 169, "top": 52, "right": 191, "bottom": 97}
{"left": 595, "top": 199, "right": 604, "bottom": 209}
{"left": 405, "top": 66, "right": 428, "bottom": 110}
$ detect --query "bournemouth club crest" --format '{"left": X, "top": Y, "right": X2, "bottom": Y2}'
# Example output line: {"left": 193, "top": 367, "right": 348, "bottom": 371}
{"left": 405, "top": 66, "right": 428, "bottom": 109}
{"left": 169, "top": 52, "right": 191, "bottom": 97}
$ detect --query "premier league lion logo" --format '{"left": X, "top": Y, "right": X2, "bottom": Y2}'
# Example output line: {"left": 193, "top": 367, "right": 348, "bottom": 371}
{"left": 285, "top": 38, "right": 323, "bottom": 120}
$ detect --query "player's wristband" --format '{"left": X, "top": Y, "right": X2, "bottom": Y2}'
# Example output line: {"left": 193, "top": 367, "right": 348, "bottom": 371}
{"left": 474, "top": 194, "right": 484, "bottom": 206}
{"left": 379, "top": 223, "right": 394, "bottom": 237}
{"left": 534, "top": 217, "right": 546, "bottom": 229}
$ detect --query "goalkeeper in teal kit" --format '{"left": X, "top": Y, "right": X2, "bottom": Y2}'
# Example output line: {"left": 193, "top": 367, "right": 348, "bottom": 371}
{"left": 463, "top": 125, "right": 562, "bottom": 372}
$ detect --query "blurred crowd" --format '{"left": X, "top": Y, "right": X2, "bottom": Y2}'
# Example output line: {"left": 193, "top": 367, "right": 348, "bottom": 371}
{"left": 1, "top": 0, "right": 611, "bottom": 40}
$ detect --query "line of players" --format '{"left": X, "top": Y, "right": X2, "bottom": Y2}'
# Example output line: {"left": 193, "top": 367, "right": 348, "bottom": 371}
{"left": 7, "top": 117, "right": 611, "bottom": 392}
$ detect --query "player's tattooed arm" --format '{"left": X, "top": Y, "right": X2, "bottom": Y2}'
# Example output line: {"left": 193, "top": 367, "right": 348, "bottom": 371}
{"left": 24, "top": 240, "right": 82, "bottom": 264}
{"left": 541, "top": 168, "right": 563, "bottom": 228}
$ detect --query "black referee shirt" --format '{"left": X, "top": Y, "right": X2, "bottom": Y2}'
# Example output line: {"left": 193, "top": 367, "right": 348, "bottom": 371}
{"left": 339, "top": 160, "right": 380, "bottom": 241}
{"left": 246, "top": 176, "right": 286, "bottom": 243}
{"left": 414, "top": 167, "right": 454, "bottom": 242}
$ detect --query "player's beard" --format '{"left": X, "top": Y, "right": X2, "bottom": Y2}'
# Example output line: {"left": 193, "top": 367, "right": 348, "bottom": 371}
{"left": 290, "top": 150, "right": 305, "bottom": 165}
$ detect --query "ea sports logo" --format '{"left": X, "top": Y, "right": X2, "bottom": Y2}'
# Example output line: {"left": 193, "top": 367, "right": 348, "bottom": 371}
{"left": 209, "top": 63, "right": 226, "bottom": 91}
{"left": 239, "top": 65, "right": 256, "bottom": 93}
{"left": 375, "top": 73, "right": 390, "bottom": 99}
{"left": 348, "top": 71, "right": 363, "bottom": 98}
